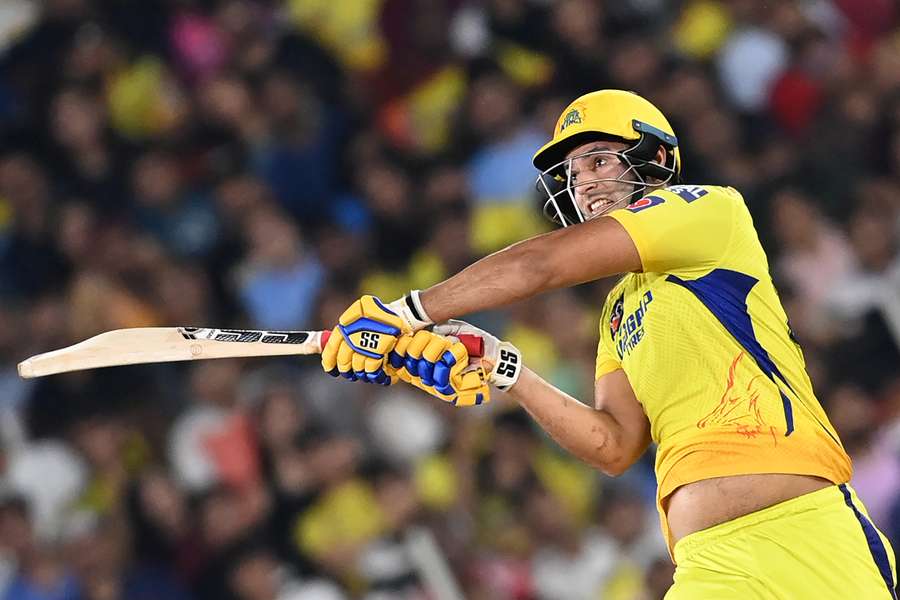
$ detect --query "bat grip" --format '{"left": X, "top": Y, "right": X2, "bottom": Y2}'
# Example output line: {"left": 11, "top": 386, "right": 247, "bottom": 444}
{"left": 320, "top": 330, "right": 484, "bottom": 357}
{"left": 458, "top": 334, "right": 484, "bottom": 358}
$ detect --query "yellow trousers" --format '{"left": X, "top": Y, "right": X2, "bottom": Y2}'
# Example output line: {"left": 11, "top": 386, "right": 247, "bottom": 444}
{"left": 665, "top": 484, "right": 897, "bottom": 599}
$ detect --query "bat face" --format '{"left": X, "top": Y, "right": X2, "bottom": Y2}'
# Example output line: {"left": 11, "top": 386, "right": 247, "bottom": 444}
{"left": 18, "top": 328, "right": 330, "bottom": 378}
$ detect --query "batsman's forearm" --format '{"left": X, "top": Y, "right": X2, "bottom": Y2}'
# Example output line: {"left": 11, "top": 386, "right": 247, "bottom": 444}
{"left": 421, "top": 240, "right": 552, "bottom": 323}
{"left": 418, "top": 217, "right": 640, "bottom": 323}
{"left": 507, "top": 367, "right": 627, "bottom": 476}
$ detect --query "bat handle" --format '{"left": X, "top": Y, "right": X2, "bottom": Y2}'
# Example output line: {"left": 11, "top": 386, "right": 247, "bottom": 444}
{"left": 458, "top": 333, "right": 484, "bottom": 358}
{"left": 320, "top": 330, "right": 484, "bottom": 357}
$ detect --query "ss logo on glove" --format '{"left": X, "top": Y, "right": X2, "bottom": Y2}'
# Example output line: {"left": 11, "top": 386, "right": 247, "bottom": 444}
{"left": 495, "top": 348, "right": 519, "bottom": 378}
{"left": 360, "top": 331, "right": 381, "bottom": 350}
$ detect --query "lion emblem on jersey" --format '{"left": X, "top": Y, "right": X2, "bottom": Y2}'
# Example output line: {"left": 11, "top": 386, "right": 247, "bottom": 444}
{"left": 609, "top": 294, "right": 624, "bottom": 338}
{"left": 698, "top": 352, "right": 777, "bottom": 444}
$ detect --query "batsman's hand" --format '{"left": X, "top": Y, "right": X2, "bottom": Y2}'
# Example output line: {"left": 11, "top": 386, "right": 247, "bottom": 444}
{"left": 321, "top": 292, "right": 432, "bottom": 384}
{"left": 432, "top": 320, "right": 523, "bottom": 392}
{"left": 389, "top": 330, "right": 491, "bottom": 406}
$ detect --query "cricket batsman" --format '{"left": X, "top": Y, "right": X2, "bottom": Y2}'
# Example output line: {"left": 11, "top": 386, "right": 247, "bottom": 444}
{"left": 321, "top": 89, "right": 896, "bottom": 598}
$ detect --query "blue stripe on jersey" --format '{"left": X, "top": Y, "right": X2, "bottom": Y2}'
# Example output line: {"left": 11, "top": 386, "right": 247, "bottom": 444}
{"left": 666, "top": 269, "right": 796, "bottom": 435}
{"left": 839, "top": 484, "right": 897, "bottom": 599}
{"left": 778, "top": 390, "right": 795, "bottom": 439}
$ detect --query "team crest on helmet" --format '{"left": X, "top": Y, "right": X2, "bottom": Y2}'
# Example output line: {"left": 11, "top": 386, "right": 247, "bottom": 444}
{"left": 609, "top": 294, "right": 624, "bottom": 338}
{"left": 559, "top": 107, "right": 583, "bottom": 132}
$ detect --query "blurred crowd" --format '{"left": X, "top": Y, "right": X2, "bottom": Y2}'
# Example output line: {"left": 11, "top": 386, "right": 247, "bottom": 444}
{"left": 0, "top": 0, "right": 899, "bottom": 598}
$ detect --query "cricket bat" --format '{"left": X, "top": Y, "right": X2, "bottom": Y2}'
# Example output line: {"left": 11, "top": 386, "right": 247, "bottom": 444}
{"left": 17, "top": 327, "right": 484, "bottom": 379}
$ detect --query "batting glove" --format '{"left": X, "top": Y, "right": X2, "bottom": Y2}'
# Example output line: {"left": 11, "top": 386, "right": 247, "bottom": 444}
{"left": 432, "top": 320, "right": 523, "bottom": 392}
{"left": 389, "top": 330, "right": 491, "bottom": 406}
{"left": 321, "top": 292, "right": 432, "bottom": 384}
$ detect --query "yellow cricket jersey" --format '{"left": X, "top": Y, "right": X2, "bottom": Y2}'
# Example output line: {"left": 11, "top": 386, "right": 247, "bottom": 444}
{"left": 595, "top": 184, "right": 853, "bottom": 554}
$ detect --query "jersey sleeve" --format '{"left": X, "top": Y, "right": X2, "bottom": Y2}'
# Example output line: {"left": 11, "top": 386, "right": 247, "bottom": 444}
{"left": 607, "top": 185, "right": 737, "bottom": 278}
{"left": 596, "top": 339, "right": 620, "bottom": 379}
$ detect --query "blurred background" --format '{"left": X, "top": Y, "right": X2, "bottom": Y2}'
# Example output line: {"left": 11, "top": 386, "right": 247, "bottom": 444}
{"left": 0, "top": 0, "right": 899, "bottom": 598}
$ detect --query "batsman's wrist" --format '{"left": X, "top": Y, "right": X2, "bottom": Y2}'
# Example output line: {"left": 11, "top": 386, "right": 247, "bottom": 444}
{"left": 491, "top": 341, "right": 523, "bottom": 391}
{"left": 387, "top": 290, "right": 433, "bottom": 332}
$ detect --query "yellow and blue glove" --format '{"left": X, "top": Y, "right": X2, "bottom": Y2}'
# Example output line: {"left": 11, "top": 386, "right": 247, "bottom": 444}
{"left": 321, "top": 292, "right": 432, "bottom": 384}
{"left": 432, "top": 320, "right": 523, "bottom": 392}
{"left": 389, "top": 330, "right": 491, "bottom": 406}
{"left": 389, "top": 322, "right": 523, "bottom": 405}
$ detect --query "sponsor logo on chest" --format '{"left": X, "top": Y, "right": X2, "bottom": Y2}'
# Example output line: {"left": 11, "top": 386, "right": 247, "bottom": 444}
{"left": 612, "top": 290, "right": 653, "bottom": 359}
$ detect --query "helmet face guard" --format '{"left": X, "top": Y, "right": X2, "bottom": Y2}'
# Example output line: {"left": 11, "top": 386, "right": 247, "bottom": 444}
{"left": 535, "top": 134, "right": 678, "bottom": 227}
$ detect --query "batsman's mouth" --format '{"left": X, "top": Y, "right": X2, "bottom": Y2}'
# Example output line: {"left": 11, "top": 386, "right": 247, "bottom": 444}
{"left": 585, "top": 198, "right": 617, "bottom": 218}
